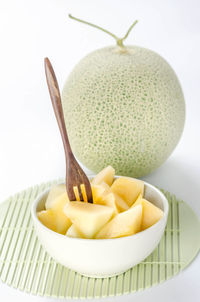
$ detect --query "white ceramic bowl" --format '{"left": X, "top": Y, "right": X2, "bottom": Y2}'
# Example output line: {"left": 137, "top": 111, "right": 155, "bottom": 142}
{"left": 31, "top": 177, "right": 168, "bottom": 278}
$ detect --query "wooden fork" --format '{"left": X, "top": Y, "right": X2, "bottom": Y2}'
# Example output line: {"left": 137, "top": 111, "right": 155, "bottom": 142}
{"left": 44, "top": 57, "right": 93, "bottom": 203}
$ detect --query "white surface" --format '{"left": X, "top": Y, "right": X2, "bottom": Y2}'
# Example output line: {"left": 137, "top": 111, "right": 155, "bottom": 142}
{"left": 31, "top": 179, "right": 168, "bottom": 277}
{"left": 0, "top": 0, "right": 199, "bottom": 300}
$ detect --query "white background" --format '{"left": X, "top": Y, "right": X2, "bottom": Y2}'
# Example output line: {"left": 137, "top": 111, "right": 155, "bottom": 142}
{"left": 0, "top": 0, "right": 200, "bottom": 301}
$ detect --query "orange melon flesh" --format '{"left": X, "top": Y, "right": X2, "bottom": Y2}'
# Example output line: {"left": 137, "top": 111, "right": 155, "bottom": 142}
{"left": 95, "top": 204, "right": 142, "bottom": 239}
{"left": 111, "top": 177, "right": 144, "bottom": 207}
{"left": 133, "top": 197, "right": 163, "bottom": 230}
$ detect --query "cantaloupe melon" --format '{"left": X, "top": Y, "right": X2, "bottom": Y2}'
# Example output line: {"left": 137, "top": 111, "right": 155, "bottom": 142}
{"left": 62, "top": 15, "right": 185, "bottom": 177}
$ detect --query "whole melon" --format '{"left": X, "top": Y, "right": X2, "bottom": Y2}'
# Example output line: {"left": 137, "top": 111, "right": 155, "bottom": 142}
{"left": 62, "top": 16, "right": 185, "bottom": 177}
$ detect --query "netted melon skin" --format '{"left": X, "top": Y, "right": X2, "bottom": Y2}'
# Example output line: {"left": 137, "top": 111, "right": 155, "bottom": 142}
{"left": 62, "top": 46, "right": 185, "bottom": 177}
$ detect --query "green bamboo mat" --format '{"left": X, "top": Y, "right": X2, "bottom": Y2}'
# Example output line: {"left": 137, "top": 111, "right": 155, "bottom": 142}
{"left": 0, "top": 180, "right": 199, "bottom": 299}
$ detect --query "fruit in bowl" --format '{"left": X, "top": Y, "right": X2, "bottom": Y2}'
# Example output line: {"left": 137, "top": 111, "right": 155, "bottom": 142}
{"left": 32, "top": 166, "right": 168, "bottom": 277}
{"left": 37, "top": 166, "right": 164, "bottom": 239}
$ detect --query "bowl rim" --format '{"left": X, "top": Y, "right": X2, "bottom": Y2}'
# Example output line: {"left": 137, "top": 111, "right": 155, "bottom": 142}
{"left": 31, "top": 176, "right": 169, "bottom": 243}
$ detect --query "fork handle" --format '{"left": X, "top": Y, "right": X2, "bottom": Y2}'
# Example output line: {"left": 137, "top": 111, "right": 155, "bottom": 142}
{"left": 44, "top": 57, "right": 72, "bottom": 157}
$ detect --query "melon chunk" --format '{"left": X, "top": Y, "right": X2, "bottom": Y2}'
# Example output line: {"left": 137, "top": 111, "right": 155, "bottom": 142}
{"left": 51, "top": 193, "right": 72, "bottom": 234}
{"left": 38, "top": 192, "right": 71, "bottom": 234}
{"left": 45, "top": 184, "right": 66, "bottom": 209}
{"left": 91, "top": 182, "right": 110, "bottom": 203}
{"left": 91, "top": 166, "right": 115, "bottom": 186}
{"left": 114, "top": 193, "right": 129, "bottom": 212}
{"left": 133, "top": 197, "right": 163, "bottom": 230}
{"left": 99, "top": 192, "right": 129, "bottom": 213}
{"left": 64, "top": 201, "right": 114, "bottom": 238}
{"left": 111, "top": 177, "right": 144, "bottom": 207}
{"left": 37, "top": 209, "right": 56, "bottom": 232}
{"left": 92, "top": 184, "right": 128, "bottom": 214}
{"left": 100, "top": 181, "right": 110, "bottom": 191}
{"left": 66, "top": 224, "right": 84, "bottom": 238}
{"left": 96, "top": 192, "right": 119, "bottom": 215}
{"left": 95, "top": 205, "right": 142, "bottom": 239}
{"left": 131, "top": 193, "right": 142, "bottom": 207}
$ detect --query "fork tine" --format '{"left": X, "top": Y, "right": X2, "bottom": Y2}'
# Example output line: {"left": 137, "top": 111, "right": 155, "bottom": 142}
{"left": 73, "top": 186, "right": 80, "bottom": 201}
{"left": 80, "top": 184, "right": 88, "bottom": 203}
{"left": 77, "top": 185, "right": 84, "bottom": 202}
{"left": 73, "top": 184, "right": 89, "bottom": 203}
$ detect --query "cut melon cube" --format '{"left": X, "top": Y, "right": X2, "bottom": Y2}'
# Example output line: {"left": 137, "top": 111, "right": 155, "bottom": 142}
{"left": 51, "top": 193, "right": 72, "bottom": 234}
{"left": 66, "top": 224, "right": 84, "bottom": 238}
{"left": 37, "top": 205, "right": 71, "bottom": 234}
{"left": 91, "top": 182, "right": 110, "bottom": 203}
{"left": 111, "top": 177, "right": 144, "bottom": 207}
{"left": 100, "top": 181, "right": 110, "bottom": 190}
{"left": 114, "top": 193, "right": 129, "bottom": 212}
{"left": 131, "top": 193, "right": 142, "bottom": 207}
{"left": 97, "top": 192, "right": 119, "bottom": 215}
{"left": 45, "top": 184, "right": 66, "bottom": 209}
{"left": 133, "top": 198, "right": 163, "bottom": 230}
{"left": 91, "top": 166, "right": 115, "bottom": 186}
{"left": 64, "top": 201, "right": 114, "bottom": 239}
{"left": 38, "top": 192, "right": 72, "bottom": 234}
{"left": 51, "top": 192, "right": 69, "bottom": 210}
{"left": 99, "top": 192, "right": 129, "bottom": 213}
{"left": 92, "top": 182, "right": 129, "bottom": 213}
{"left": 37, "top": 209, "right": 56, "bottom": 232}
{"left": 95, "top": 205, "right": 142, "bottom": 239}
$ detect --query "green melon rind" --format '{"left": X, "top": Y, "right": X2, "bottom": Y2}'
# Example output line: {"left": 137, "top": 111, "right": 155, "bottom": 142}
{"left": 62, "top": 46, "right": 185, "bottom": 177}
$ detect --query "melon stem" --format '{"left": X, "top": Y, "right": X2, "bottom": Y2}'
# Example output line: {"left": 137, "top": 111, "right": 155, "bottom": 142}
{"left": 69, "top": 14, "right": 138, "bottom": 48}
